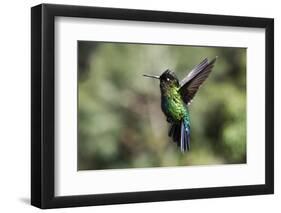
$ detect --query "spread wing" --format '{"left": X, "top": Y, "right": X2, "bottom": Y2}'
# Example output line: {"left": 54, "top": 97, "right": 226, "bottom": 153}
{"left": 179, "top": 57, "right": 217, "bottom": 104}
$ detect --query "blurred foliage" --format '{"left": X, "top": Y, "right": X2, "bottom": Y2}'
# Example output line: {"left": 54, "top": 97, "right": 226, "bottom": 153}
{"left": 78, "top": 41, "right": 246, "bottom": 170}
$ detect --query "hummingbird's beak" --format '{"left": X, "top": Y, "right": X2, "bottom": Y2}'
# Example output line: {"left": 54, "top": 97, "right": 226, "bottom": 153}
{"left": 143, "top": 74, "right": 160, "bottom": 79}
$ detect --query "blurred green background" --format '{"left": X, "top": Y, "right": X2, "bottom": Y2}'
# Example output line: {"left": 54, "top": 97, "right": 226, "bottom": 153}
{"left": 78, "top": 41, "right": 246, "bottom": 170}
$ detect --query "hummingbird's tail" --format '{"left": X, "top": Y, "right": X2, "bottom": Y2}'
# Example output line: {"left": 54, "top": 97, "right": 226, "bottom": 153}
{"left": 169, "top": 120, "right": 190, "bottom": 152}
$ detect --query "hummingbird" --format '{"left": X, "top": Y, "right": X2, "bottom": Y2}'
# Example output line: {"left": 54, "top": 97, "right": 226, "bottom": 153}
{"left": 143, "top": 57, "right": 217, "bottom": 152}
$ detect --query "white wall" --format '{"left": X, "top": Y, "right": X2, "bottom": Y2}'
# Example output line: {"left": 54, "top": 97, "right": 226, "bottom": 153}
{"left": 0, "top": 0, "right": 279, "bottom": 212}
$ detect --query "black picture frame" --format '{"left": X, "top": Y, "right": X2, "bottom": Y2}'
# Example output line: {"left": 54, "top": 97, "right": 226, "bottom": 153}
{"left": 31, "top": 3, "right": 274, "bottom": 209}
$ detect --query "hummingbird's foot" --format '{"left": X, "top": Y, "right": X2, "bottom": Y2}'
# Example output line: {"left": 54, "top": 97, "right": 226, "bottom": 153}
{"left": 166, "top": 117, "right": 173, "bottom": 123}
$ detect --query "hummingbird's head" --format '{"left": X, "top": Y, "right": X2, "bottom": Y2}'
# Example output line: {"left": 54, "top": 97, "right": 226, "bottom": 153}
{"left": 143, "top": 69, "right": 179, "bottom": 91}
{"left": 159, "top": 69, "right": 179, "bottom": 86}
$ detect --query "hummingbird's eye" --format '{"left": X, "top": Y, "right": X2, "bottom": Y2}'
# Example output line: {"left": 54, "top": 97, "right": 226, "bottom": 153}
{"left": 167, "top": 77, "right": 170, "bottom": 81}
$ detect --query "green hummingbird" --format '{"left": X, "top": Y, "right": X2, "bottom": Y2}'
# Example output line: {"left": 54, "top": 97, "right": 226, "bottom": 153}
{"left": 143, "top": 57, "right": 217, "bottom": 152}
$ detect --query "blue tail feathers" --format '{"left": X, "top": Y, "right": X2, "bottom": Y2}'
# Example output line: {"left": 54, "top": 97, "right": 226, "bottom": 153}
{"left": 169, "top": 119, "right": 190, "bottom": 152}
{"left": 181, "top": 119, "right": 190, "bottom": 152}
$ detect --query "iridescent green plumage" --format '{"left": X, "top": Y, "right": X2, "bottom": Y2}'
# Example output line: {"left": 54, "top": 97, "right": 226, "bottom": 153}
{"left": 161, "top": 81, "right": 189, "bottom": 122}
{"left": 144, "top": 57, "right": 217, "bottom": 152}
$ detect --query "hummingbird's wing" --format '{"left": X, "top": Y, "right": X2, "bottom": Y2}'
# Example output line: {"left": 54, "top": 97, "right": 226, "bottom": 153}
{"left": 179, "top": 57, "right": 217, "bottom": 104}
